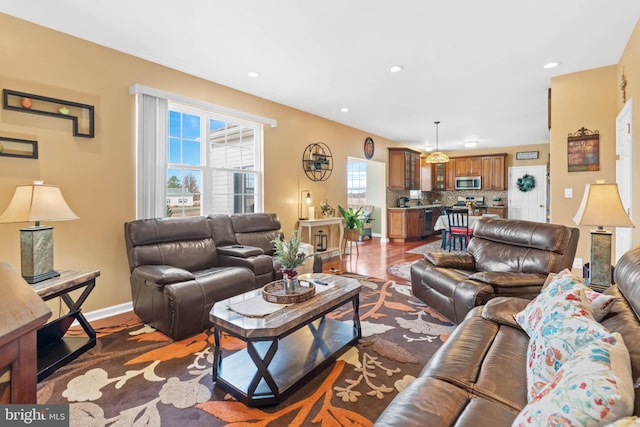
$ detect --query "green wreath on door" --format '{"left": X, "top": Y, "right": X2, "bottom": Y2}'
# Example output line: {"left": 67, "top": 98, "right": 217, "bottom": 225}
{"left": 517, "top": 174, "right": 535, "bottom": 192}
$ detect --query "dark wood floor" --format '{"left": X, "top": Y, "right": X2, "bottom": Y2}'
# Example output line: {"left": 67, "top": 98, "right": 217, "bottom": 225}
{"left": 323, "top": 235, "right": 438, "bottom": 281}
{"left": 79, "top": 235, "right": 439, "bottom": 333}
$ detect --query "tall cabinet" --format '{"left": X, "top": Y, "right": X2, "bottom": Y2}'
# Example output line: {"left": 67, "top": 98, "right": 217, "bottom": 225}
{"left": 389, "top": 148, "right": 421, "bottom": 190}
{"left": 481, "top": 154, "right": 507, "bottom": 190}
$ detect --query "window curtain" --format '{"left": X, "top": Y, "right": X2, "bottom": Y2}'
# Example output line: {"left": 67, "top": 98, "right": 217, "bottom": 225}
{"left": 136, "top": 94, "right": 168, "bottom": 219}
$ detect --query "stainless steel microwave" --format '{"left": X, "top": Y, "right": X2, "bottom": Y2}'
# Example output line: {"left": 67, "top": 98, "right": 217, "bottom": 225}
{"left": 455, "top": 176, "right": 481, "bottom": 190}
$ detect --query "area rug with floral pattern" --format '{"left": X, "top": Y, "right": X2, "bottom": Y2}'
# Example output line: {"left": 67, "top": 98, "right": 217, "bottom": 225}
{"left": 386, "top": 239, "right": 464, "bottom": 282}
{"left": 36, "top": 273, "right": 454, "bottom": 427}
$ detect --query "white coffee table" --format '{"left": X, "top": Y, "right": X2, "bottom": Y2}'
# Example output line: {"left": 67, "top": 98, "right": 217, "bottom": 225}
{"left": 209, "top": 273, "right": 361, "bottom": 406}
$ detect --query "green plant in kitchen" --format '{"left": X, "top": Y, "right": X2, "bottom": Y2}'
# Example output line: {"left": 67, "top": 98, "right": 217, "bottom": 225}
{"left": 338, "top": 205, "right": 363, "bottom": 231}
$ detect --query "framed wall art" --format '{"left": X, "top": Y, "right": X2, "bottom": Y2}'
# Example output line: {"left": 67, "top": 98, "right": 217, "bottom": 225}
{"left": 567, "top": 127, "right": 599, "bottom": 172}
{"left": 364, "top": 137, "right": 374, "bottom": 159}
{"left": 516, "top": 151, "right": 539, "bottom": 160}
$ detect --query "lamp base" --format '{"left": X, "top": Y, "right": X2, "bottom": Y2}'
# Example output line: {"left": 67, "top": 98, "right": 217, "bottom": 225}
{"left": 588, "top": 228, "right": 612, "bottom": 291}
{"left": 23, "top": 270, "right": 60, "bottom": 284}
{"left": 20, "top": 225, "right": 58, "bottom": 284}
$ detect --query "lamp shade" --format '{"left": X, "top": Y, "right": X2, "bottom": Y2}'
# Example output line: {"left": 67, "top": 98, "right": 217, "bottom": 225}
{"left": 0, "top": 182, "right": 79, "bottom": 224}
{"left": 425, "top": 120, "right": 449, "bottom": 163}
{"left": 572, "top": 183, "right": 634, "bottom": 228}
{"left": 425, "top": 151, "right": 450, "bottom": 163}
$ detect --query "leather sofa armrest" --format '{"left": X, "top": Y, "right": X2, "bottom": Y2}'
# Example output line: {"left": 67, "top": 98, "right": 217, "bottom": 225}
{"left": 217, "top": 245, "right": 264, "bottom": 258}
{"left": 133, "top": 265, "right": 195, "bottom": 286}
{"left": 424, "top": 252, "right": 476, "bottom": 270}
{"left": 480, "top": 297, "right": 531, "bottom": 329}
{"left": 468, "top": 272, "right": 547, "bottom": 289}
{"left": 452, "top": 280, "right": 495, "bottom": 321}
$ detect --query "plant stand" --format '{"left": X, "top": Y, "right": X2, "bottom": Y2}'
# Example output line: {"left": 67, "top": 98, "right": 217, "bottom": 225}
{"left": 342, "top": 229, "right": 360, "bottom": 256}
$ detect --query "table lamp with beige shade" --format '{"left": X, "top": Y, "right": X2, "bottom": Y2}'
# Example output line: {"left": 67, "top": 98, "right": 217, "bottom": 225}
{"left": 0, "top": 181, "right": 78, "bottom": 283}
{"left": 573, "top": 179, "right": 634, "bottom": 291}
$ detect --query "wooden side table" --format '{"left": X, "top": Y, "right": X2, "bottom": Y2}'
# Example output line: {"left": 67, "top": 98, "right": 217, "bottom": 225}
{"left": 30, "top": 270, "right": 100, "bottom": 381}
{"left": 0, "top": 262, "right": 51, "bottom": 403}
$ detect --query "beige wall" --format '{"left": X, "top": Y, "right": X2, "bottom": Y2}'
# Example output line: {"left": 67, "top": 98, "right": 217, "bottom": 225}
{"left": 0, "top": 13, "right": 400, "bottom": 313}
{"left": 550, "top": 66, "right": 618, "bottom": 273}
{"left": 1, "top": 13, "right": 639, "bottom": 314}
{"left": 619, "top": 20, "right": 640, "bottom": 247}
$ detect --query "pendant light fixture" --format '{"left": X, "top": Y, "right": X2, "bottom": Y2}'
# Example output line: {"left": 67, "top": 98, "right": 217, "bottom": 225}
{"left": 425, "top": 121, "right": 449, "bottom": 163}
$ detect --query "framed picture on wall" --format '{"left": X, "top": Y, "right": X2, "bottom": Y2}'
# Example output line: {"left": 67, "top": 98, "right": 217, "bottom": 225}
{"left": 567, "top": 127, "right": 599, "bottom": 172}
{"left": 364, "top": 137, "right": 374, "bottom": 159}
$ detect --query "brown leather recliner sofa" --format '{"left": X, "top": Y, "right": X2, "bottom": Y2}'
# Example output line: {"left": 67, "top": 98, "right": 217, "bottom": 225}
{"left": 124, "top": 213, "right": 296, "bottom": 340}
{"left": 375, "top": 246, "right": 640, "bottom": 426}
{"left": 411, "top": 217, "right": 579, "bottom": 323}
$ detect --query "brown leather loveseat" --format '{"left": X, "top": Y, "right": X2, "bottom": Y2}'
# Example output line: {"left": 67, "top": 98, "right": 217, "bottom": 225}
{"left": 411, "top": 218, "right": 579, "bottom": 323}
{"left": 124, "top": 213, "right": 291, "bottom": 340}
{"left": 375, "top": 246, "right": 640, "bottom": 426}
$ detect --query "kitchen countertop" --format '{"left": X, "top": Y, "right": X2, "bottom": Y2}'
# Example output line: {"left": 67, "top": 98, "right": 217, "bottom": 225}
{"left": 388, "top": 205, "right": 443, "bottom": 210}
{"left": 388, "top": 205, "right": 508, "bottom": 210}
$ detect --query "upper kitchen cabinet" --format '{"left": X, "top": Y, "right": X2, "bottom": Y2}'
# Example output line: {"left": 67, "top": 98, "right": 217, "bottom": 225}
{"left": 445, "top": 159, "right": 456, "bottom": 190}
{"left": 421, "top": 158, "right": 446, "bottom": 191}
{"left": 389, "top": 148, "right": 421, "bottom": 190}
{"left": 420, "top": 158, "right": 446, "bottom": 191}
{"left": 481, "top": 154, "right": 507, "bottom": 190}
{"left": 454, "top": 157, "right": 482, "bottom": 177}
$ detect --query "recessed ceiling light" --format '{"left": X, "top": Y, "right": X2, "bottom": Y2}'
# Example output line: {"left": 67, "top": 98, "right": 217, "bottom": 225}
{"left": 388, "top": 65, "right": 404, "bottom": 73}
{"left": 340, "top": 107, "right": 350, "bottom": 113}
{"left": 464, "top": 141, "right": 479, "bottom": 148}
{"left": 543, "top": 62, "right": 560, "bottom": 69}
{"left": 247, "top": 71, "right": 261, "bottom": 78}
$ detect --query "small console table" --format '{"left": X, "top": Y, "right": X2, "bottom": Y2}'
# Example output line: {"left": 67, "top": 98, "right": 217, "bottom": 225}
{"left": 31, "top": 269, "right": 100, "bottom": 381}
{"left": 298, "top": 217, "right": 344, "bottom": 256}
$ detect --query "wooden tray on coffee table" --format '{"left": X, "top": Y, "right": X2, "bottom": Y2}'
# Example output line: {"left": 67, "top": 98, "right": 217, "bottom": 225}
{"left": 262, "top": 279, "right": 315, "bottom": 304}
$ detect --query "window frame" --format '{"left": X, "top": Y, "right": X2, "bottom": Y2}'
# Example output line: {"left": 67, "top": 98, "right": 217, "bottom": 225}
{"left": 167, "top": 101, "right": 264, "bottom": 217}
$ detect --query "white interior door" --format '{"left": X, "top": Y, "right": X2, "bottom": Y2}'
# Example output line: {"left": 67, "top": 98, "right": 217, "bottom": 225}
{"left": 616, "top": 99, "right": 633, "bottom": 262}
{"left": 508, "top": 165, "right": 547, "bottom": 222}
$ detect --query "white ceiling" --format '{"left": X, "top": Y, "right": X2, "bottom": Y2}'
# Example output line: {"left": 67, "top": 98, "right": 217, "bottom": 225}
{"left": 1, "top": 1, "right": 639, "bottom": 152}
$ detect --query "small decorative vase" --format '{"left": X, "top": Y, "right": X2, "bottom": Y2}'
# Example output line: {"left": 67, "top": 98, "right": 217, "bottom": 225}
{"left": 21, "top": 97, "right": 32, "bottom": 109}
{"left": 283, "top": 271, "right": 298, "bottom": 294}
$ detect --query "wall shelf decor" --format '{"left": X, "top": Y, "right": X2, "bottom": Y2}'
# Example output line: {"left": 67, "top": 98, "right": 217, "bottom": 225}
{"left": 302, "top": 142, "right": 333, "bottom": 181}
{"left": 0, "top": 136, "right": 38, "bottom": 159}
{"left": 568, "top": 127, "right": 599, "bottom": 172}
{"left": 3, "top": 89, "right": 95, "bottom": 138}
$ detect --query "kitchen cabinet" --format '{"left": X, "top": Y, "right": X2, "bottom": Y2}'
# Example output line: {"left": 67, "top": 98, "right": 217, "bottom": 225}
{"left": 388, "top": 209, "right": 407, "bottom": 240}
{"left": 389, "top": 148, "right": 421, "bottom": 190}
{"left": 387, "top": 208, "right": 426, "bottom": 242}
{"left": 454, "top": 157, "right": 482, "bottom": 177}
{"left": 421, "top": 159, "right": 446, "bottom": 191}
{"left": 445, "top": 160, "right": 456, "bottom": 190}
{"left": 407, "top": 209, "right": 425, "bottom": 239}
{"left": 482, "top": 154, "right": 506, "bottom": 190}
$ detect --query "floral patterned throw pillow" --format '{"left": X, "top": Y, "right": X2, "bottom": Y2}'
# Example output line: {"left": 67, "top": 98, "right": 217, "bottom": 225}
{"left": 513, "top": 333, "right": 634, "bottom": 427}
{"left": 514, "top": 269, "right": 617, "bottom": 399}
{"left": 515, "top": 269, "right": 616, "bottom": 332}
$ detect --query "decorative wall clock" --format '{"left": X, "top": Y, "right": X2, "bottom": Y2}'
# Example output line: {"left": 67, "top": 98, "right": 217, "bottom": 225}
{"left": 302, "top": 142, "right": 333, "bottom": 181}
{"left": 364, "top": 137, "right": 374, "bottom": 159}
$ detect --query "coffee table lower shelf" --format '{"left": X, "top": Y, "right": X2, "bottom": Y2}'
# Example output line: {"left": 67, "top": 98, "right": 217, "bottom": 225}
{"left": 214, "top": 317, "right": 356, "bottom": 406}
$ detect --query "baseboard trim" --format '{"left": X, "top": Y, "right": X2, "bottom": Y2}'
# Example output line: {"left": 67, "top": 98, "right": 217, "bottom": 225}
{"left": 72, "top": 301, "right": 134, "bottom": 326}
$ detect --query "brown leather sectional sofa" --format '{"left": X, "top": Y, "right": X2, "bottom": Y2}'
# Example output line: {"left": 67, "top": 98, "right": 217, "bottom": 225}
{"left": 375, "top": 245, "right": 640, "bottom": 426}
{"left": 411, "top": 218, "right": 579, "bottom": 323}
{"left": 124, "top": 213, "right": 299, "bottom": 340}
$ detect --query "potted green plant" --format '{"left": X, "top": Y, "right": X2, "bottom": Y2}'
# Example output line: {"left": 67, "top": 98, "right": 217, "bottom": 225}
{"left": 272, "top": 232, "right": 312, "bottom": 293}
{"left": 338, "top": 205, "right": 363, "bottom": 241}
